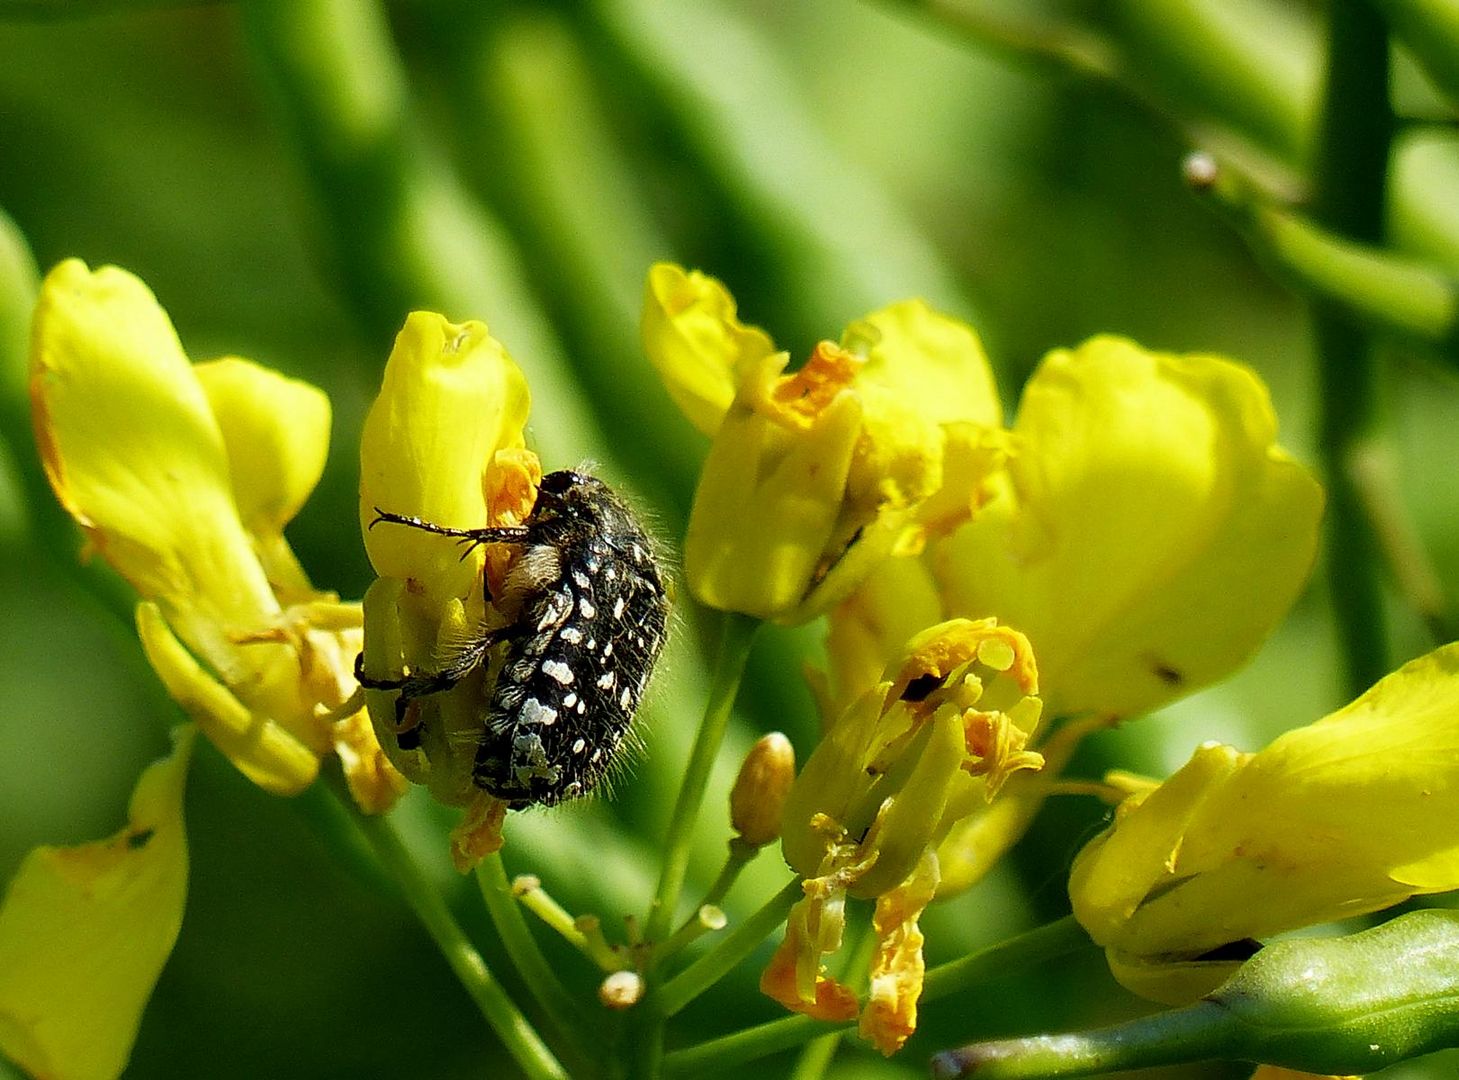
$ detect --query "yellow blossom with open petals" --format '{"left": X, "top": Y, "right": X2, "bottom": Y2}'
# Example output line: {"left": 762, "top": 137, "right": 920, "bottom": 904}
{"left": 1070, "top": 641, "right": 1459, "bottom": 1004}
{"left": 822, "top": 335, "right": 1322, "bottom": 898}
{"left": 933, "top": 335, "right": 1322, "bottom": 720}
{"left": 357, "top": 310, "right": 539, "bottom": 826}
{"left": 30, "top": 260, "right": 399, "bottom": 802}
{"left": 766, "top": 619, "right": 1042, "bottom": 1047}
{"left": 642, "top": 263, "right": 1003, "bottom": 623}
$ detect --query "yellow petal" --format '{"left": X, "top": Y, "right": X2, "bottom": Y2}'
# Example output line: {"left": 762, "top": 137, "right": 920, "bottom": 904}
{"left": 842, "top": 299, "right": 1001, "bottom": 510}
{"left": 641, "top": 262, "right": 775, "bottom": 436}
{"left": 1104, "top": 947, "right": 1245, "bottom": 1007}
{"left": 860, "top": 851, "right": 939, "bottom": 1055}
{"left": 194, "top": 356, "right": 330, "bottom": 537}
{"left": 136, "top": 602, "right": 319, "bottom": 796}
{"left": 30, "top": 261, "right": 280, "bottom": 658}
{"left": 823, "top": 555, "right": 944, "bottom": 719}
{"left": 0, "top": 726, "right": 195, "bottom": 1080}
{"left": 934, "top": 335, "right": 1322, "bottom": 718}
{"left": 1070, "top": 643, "right": 1459, "bottom": 1000}
{"left": 359, "top": 311, "right": 531, "bottom": 606}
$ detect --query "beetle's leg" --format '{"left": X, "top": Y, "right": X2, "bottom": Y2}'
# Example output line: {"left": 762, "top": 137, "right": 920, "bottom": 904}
{"left": 355, "top": 622, "right": 531, "bottom": 750}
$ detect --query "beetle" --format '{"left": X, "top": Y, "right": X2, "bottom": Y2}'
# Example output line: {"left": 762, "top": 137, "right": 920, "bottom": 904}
{"left": 357, "top": 469, "right": 669, "bottom": 808}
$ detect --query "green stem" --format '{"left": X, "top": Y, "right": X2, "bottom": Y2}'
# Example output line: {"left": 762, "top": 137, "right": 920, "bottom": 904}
{"left": 633, "top": 612, "right": 758, "bottom": 1077}
{"left": 511, "top": 875, "right": 626, "bottom": 972}
{"left": 645, "top": 612, "right": 760, "bottom": 946}
{"left": 787, "top": 1033, "right": 842, "bottom": 1080}
{"left": 656, "top": 842, "right": 757, "bottom": 964}
{"left": 876, "top": 0, "right": 1123, "bottom": 83}
{"left": 1184, "top": 153, "right": 1459, "bottom": 358}
{"left": 663, "top": 915, "right": 1090, "bottom": 1076}
{"left": 1366, "top": 0, "right": 1459, "bottom": 109}
{"left": 580, "top": 0, "right": 973, "bottom": 343}
{"left": 1349, "top": 440, "right": 1459, "bottom": 643}
{"left": 1310, "top": 0, "right": 1395, "bottom": 698}
{"left": 475, "top": 854, "right": 593, "bottom": 1070}
{"left": 921, "top": 914, "right": 1090, "bottom": 1003}
{"left": 653, "top": 877, "right": 803, "bottom": 1019}
{"left": 330, "top": 782, "right": 569, "bottom": 1080}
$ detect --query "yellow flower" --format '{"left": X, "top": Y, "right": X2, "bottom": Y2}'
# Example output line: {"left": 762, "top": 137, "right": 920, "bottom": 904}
{"left": 1069, "top": 641, "right": 1459, "bottom": 1005}
{"left": 0, "top": 728, "right": 193, "bottom": 1080}
{"left": 11, "top": 259, "right": 403, "bottom": 1079}
{"left": 823, "top": 335, "right": 1323, "bottom": 896}
{"left": 355, "top": 310, "right": 539, "bottom": 863}
{"left": 642, "top": 263, "right": 1004, "bottom": 623}
{"left": 765, "top": 619, "right": 1042, "bottom": 1050}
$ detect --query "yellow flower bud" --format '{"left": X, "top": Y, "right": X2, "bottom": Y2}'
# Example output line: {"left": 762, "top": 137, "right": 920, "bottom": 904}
{"left": 730, "top": 732, "right": 796, "bottom": 847}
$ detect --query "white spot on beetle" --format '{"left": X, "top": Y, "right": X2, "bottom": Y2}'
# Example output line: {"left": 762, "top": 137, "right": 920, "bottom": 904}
{"left": 542, "top": 659, "right": 574, "bottom": 685}
{"left": 519, "top": 698, "right": 559, "bottom": 727}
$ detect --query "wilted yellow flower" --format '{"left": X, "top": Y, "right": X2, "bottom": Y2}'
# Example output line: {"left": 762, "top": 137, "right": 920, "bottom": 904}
{"left": 1070, "top": 641, "right": 1459, "bottom": 1004}
{"left": 765, "top": 619, "right": 1042, "bottom": 1049}
{"left": 823, "top": 335, "right": 1323, "bottom": 897}
{"left": 9, "top": 259, "right": 403, "bottom": 1080}
{"left": 642, "top": 263, "right": 1004, "bottom": 623}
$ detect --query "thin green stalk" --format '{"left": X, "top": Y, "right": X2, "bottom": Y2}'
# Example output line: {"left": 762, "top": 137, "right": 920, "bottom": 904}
{"left": 512, "top": 875, "right": 626, "bottom": 972}
{"left": 581, "top": 0, "right": 975, "bottom": 344}
{"left": 475, "top": 854, "right": 593, "bottom": 1071}
{"left": 1310, "top": 0, "right": 1395, "bottom": 698}
{"left": 656, "top": 842, "right": 757, "bottom": 963}
{"left": 644, "top": 612, "right": 760, "bottom": 947}
{"left": 329, "top": 781, "right": 569, "bottom": 1080}
{"left": 921, "top": 914, "right": 1089, "bottom": 1003}
{"left": 1349, "top": 440, "right": 1459, "bottom": 643}
{"left": 633, "top": 612, "right": 758, "bottom": 1077}
{"left": 1366, "top": 0, "right": 1459, "bottom": 108}
{"left": 662, "top": 915, "right": 1089, "bottom": 1077}
{"left": 787, "top": 1033, "right": 842, "bottom": 1080}
{"left": 653, "top": 876, "right": 803, "bottom": 1019}
{"left": 1184, "top": 152, "right": 1459, "bottom": 359}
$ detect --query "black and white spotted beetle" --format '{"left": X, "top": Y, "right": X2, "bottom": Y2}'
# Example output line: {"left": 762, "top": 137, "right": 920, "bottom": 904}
{"left": 356, "top": 469, "right": 669, "bottom": 809}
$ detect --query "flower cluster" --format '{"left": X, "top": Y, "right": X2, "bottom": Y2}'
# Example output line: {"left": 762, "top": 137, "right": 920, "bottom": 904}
{"left": 644, "top": 262, "right": 1328, "bottom": 1049}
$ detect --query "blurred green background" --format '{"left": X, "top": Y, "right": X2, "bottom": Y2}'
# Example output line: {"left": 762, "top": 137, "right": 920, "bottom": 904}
{"left": 2, "top": 0, "right": 1459, "bottom": 1077}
